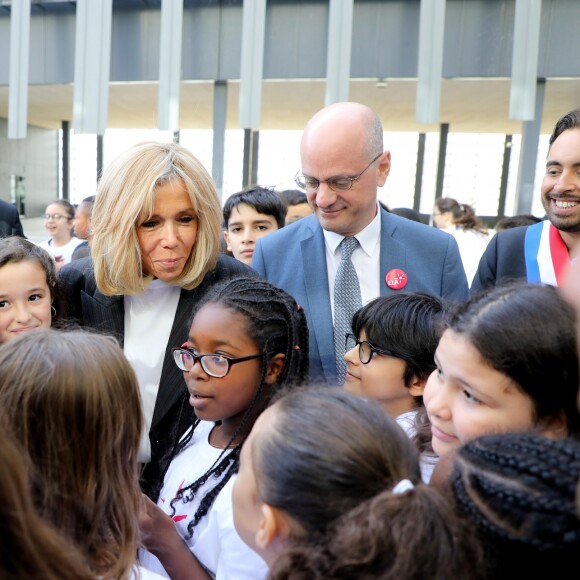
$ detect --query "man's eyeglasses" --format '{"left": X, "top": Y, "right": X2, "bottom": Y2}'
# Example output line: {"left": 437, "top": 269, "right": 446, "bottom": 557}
{"left": 345, "top": 333, "right": 395, "bottom": 365}
{"left": 172, "top": 344, "right": 262, "bottom": 378}
{"left": 43, "top": 213, "right": 69, "bottom": 221}
{"left": 294, "top": 152, "right": 382, "bottom": 193}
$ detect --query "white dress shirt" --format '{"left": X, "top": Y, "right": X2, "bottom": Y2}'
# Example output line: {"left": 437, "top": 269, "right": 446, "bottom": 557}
{"left": 324, "top": 206, "right": 382, "bottom": 317}
{"left": 124, "top": 279, "right": 181, "bottom": 463}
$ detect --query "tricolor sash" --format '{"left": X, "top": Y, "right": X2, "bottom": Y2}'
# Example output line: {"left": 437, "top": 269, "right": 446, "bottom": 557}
{"left": 524, "top": 220, "right": 569, "bottom": 286}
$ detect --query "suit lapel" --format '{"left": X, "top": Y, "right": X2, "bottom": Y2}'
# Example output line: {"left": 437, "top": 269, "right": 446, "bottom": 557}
{"left": 301, "top": 223, "right": 336, "bottom": 382}
{"left": 379, "top": 210, "right": 407, "bottom": 296}
{"left": 82, "top": 289, "right": 125, "bottom": 342}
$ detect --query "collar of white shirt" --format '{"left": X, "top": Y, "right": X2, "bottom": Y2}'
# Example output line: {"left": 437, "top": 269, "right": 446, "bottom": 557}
{"left": 323, "top": 203, "right": 382, "bottom": 257}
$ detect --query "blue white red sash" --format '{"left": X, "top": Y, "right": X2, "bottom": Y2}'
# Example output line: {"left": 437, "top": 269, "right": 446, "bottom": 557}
{"left": 524, "top": 220, "right": 569, "bottom": 286}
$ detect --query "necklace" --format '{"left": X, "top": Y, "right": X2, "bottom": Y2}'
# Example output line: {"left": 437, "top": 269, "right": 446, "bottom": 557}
{"left": 209, "top": 424, "right": 222, "bottom": 448}
{"left": 209, "top": 424, "right": 240, "bottom": 449}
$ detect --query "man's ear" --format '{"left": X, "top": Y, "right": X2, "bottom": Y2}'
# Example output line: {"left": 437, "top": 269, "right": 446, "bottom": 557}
{"left": 223, "top": 230, "right": 232, "bottom": 252}
{"left": 376, "top": 151, "right": 391, "bottom": 187}
{"left": 265, "top": 353, "right": 286, "bottom": 385}
{"left": 255, "top": 504, "right": 293, "bottom": 550}
{"left": 408, "top": 374, "right": 426, "bottom": 398}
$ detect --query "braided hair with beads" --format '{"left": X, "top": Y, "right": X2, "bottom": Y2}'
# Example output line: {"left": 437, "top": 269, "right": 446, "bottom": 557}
{"left": 166, "top": 275, "right": 309, "bottom": 539}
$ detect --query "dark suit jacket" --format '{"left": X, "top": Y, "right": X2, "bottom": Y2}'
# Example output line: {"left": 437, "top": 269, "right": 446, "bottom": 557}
{"left": 0, "top": 199, "right": 24, "bottom": 238}
{"left": 59, "top": 254, "right": 257, "bottom": 499}
{"left": 470, "top": 225, "right": 529, "bottom": 294}
{"left": 252, "top": 209, "right": 468, "bottom": 385}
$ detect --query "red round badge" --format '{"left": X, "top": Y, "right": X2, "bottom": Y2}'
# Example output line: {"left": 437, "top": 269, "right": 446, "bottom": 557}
{"left": 385, "top": 269, "right": 408, "bottom": 290}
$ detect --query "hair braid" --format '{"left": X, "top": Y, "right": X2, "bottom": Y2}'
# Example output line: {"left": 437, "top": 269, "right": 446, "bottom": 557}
{"left": 186, "top": 452, "right": 240, "bottom": 536}
{"left": 450, "top": 432, "right": 580, "bottom": 570}
{"left": 166, "top": 276, "right": 308, "bottom": 537}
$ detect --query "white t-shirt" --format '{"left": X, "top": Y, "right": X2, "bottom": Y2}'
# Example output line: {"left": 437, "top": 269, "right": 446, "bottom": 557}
{"left": 38, "top": 236, "right": 84, "bottom": 266}
{"left": 139, "top": 420, "right": 268, "bottom": 579}
{"left": 397, "top": 410, "right": 438, "bottom": 484}
{"left": 132, "top": 565, "right": 166, "bottom": 579}
{"left": 445, "top": 226, "right": 494, "bottom": 287}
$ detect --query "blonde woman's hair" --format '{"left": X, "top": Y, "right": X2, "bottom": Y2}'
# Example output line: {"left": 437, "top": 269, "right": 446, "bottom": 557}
{"left": 0, "top": 328, "right": 144, "bottom": 579}
{"left": 91, "top": 141, "right": 222, "bottom": 295}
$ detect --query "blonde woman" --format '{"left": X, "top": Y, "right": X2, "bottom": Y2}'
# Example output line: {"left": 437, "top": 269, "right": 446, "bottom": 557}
{"left": 58, "top": 142, "right": 256, "bottom": 499}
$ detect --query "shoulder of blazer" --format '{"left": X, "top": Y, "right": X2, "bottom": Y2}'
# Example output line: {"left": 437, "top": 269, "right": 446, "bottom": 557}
{"left": 186, "top": 254, "right": 260, "bottom": 294}
{"left": 381, "top": 208, "right": 443, "bottom": 241}
{"left": 258, "top": 214, "right": 320, "bottom": 251}
{"left": 214, "top": 253, "right": 260, "bottom": 278}
{"left": 59, "top": 257, "right": 97, "bottom": 291}
{"left": 496, "top": 224, "right": 530, "bottom": 246}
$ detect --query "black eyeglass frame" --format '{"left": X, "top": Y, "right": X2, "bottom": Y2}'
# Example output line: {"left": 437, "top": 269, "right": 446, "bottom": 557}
{"left": 344, "top": 333, "right": 395, "bottom": 365}
{"left": 172, "top": 346, "right": 262, "bottom": 378}
{"left": 294, "top": 152, "right": 382, "bottom": 193}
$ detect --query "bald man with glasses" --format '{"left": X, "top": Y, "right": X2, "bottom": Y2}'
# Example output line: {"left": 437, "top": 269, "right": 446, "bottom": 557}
{"left": 253, "top": 102, "right": 467, "bottom": 385}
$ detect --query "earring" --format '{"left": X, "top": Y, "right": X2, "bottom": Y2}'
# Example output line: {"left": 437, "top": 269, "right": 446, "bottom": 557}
{"left": 51, "top": 306, "right": 57, "bottom": 317}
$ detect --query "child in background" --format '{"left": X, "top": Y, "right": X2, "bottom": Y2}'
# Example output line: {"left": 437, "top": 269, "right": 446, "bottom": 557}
{"left": 139, "top": 276, "right": 309, "bottom": 579}
{"left": 344, "top": 292, "right": 447, "bottom": 482}
{"left": 446, "top": 432, "right": 580, "bottom": 579}
{"left": 0, "top": 328, "right": 163, "bottom": 579}
{"left": 232, "top": 387, "right": 485, "bottom": 579}
{"left": 277, "top": 189, "right": 313, "bottom": 225}
{"left": 71, "top": 194, "right": 95, "bottom": 261}
{"left": 39, "top": 199, "right": 83, "bottom": 269}
{"left": 0, "top": 416, "right": 93, "bottom": 580}
{"left": 432, "top": 197, "right": 493, "bottom": 286}
{"left": 425, "top": 282, "right": 580, "bottom": 461}
{"left": 223, "top": 186, "right": 287, "bottom": 265}
{"left": 0, "top": 236, "right": 64, "bottom": 343}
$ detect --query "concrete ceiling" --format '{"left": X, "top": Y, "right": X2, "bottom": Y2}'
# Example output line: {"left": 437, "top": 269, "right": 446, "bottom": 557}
{"left": 1, "top": 77, "right": 579, "bottom": 134}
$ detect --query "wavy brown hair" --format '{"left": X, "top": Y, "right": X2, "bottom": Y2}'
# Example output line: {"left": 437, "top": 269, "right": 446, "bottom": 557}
{"left": 0, "top": 416, "right": 94, "bottom": 580}
{"left": 0, "top": 328, "right": 143, "bottom": 579}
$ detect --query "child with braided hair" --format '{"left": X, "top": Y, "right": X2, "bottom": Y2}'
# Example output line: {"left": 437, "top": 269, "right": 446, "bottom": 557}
{"left": 139, "top": 276, "right": 309, "bottom": 579}
{"left": 445, "top": 432, "right": 580, "bottom": 579}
